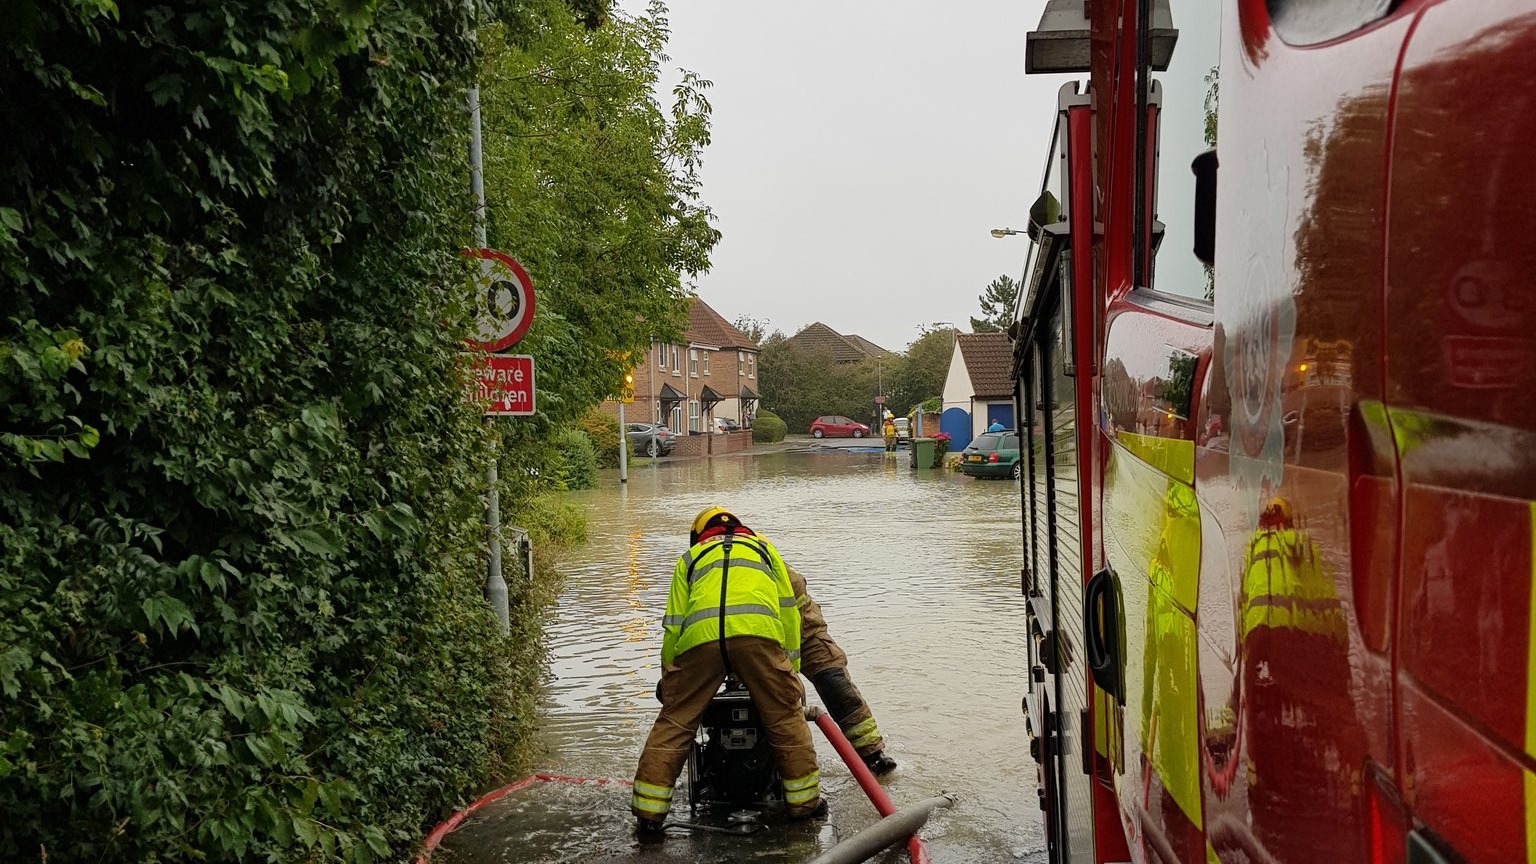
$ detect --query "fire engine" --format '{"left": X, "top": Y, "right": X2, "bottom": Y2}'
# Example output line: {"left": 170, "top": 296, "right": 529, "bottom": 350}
{"left": 1012, "top": 1, "right": 1536, "bottom": 862}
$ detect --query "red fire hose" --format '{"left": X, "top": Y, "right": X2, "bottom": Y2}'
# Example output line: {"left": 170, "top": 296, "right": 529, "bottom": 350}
{"left": 810, "top": 709, "right": 931, "bottom": 864}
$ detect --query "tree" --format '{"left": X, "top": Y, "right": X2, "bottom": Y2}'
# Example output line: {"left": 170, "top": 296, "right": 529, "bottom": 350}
{"left": 0, "top": 0, "right": 716, "bottom": 860}
{"left": 757, "top": 331, "right": 879, "bottom": 431}
{"left": 971, "top": 274, "right": 1021, "bottom": 333}
{"left": 734, "top": 315, "right": 772, "bottom": 345}
{"left": 478, "top": 1, "right": 719, "bottom": 429}
{"left": 889, "top": 326, "right": 958, "bottom": 414}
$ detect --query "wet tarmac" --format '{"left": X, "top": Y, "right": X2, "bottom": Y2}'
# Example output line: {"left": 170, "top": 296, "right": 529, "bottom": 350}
{"left": 436, "top": 450, "right": 1048, "bottom": 864}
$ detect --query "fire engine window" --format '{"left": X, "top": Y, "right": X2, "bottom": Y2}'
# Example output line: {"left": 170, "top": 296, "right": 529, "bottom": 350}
{"left": 1142, "top": 0, "right": 1221, "bottom": 303}
{"left": 1267, "top": 0, "right": 1395, "bottom": 46}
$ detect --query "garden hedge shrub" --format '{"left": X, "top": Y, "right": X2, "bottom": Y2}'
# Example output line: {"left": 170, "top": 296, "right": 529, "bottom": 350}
{"left": 578, "top": 410, "right": 622, "bottom": 468}
{"left": 550, "top": 427, "right": 598, "bottom": 490}
{"left": 752, "top": 410, "right": 788, "bottom": 443}
{"left": 0, "top": 1, "right": 542, "bottom": 861}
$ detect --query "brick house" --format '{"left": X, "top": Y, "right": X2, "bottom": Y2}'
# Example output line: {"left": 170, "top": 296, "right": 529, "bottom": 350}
{"left": 602, "top": 296, "right": 761, "bottom": 439}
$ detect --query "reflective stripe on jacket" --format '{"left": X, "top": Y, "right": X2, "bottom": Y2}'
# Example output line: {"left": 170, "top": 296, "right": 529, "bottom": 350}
{"left": 661, "top": 533, "right": 802, "bottom": 671}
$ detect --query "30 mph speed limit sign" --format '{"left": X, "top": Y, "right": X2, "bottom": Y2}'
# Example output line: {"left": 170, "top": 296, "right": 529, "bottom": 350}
{"left": 462, "top": 248, "right": 536, "bottom": 352}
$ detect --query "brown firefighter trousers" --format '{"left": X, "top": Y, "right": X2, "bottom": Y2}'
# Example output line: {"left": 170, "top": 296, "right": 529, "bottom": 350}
{"left": 633, "top": 635, "right": 820, "bottom": 820}
{"left": 788, "top": 566, "right": 885, "bottom": 757}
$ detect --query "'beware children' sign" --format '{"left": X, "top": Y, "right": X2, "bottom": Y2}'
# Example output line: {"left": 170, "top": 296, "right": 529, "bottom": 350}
{"left": 472, "top": 354, "right": 535, "bottom": 416}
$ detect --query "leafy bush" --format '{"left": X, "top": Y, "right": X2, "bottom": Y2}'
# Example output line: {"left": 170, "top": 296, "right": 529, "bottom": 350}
{"left": 0, "top": 0, "right": 718, "bottom": 858}
{"left": 919, "top": 396, "right": 942, "bottom": 414}
{"left": 753, "top": 410, "right": 788, "bottom": 443}
{"left": 550, "top": 428, "right": 598, "bottom": 490}
{"left": 0, "top": 2, "right": 561, "bottom": 862}
{"left": 579, "top": 410, "right": 623, "bottom": 468}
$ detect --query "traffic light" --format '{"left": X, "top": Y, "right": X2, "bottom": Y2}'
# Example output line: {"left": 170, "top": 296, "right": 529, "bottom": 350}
{"left": 620, "top": 370, "right": 635, "bottom": 404}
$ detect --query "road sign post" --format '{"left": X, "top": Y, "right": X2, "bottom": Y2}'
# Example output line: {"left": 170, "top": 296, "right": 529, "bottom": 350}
{"left": 617, "top": 369, "right": 633, "bottom": 483}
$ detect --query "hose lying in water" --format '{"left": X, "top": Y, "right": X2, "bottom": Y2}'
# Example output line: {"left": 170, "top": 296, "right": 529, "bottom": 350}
{"left": 807, "top": 707, "right": 937, "bottom": 864}
{"left": 804, "top": 794, "right": 955, "bottom": 864}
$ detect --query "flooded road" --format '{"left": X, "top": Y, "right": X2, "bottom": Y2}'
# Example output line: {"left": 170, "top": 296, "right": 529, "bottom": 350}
{"left": 439, "top": 449, "right": 1047, "bottom": 864}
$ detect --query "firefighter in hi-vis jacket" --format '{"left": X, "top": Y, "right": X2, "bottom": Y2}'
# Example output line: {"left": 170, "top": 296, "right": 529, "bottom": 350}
{"left": 1239, "top": 496, "right": 1360, "bottom": 857}
{"left": 631, "top": 507, "right": 824, "bottom": 835}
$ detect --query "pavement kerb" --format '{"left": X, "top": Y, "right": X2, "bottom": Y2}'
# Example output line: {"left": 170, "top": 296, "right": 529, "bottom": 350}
{"left": 414, "top": 774, "right": 634, "bottom": 863}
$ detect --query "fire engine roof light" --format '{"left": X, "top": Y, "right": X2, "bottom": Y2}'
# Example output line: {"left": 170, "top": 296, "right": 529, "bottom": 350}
{"left": 1025, "top": 0, "right": 1179, "bottom": 75}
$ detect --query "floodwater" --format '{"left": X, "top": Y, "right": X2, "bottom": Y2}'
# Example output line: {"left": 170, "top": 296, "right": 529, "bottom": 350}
{"left": 437, "top": 447, "right": 1048, "bottom": 864}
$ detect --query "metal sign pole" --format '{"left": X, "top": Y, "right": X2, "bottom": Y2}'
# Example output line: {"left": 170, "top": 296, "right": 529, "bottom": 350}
{"left": 468, "top": 36, "right": 510, "bottom": 636}
{"left": 618, "top": 402, "right": 629, "bottom": 482}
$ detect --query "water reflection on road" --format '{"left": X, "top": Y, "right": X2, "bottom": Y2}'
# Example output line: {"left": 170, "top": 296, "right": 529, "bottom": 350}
{"left": 442, "top": 450, "right": 1047, "bottom": 864}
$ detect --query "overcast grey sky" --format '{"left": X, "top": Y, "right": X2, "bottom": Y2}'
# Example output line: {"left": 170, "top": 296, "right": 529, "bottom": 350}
{"left": 621, "top": 1, "right": 1064, "bottom": 352}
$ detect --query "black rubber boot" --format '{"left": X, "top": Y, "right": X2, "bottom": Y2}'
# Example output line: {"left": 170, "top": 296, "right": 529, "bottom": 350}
{"left": 862, "top": 750, "right": 898, "bottom": 775}
{"left": 636, "top": 817, "right": 667, "bottom": 841}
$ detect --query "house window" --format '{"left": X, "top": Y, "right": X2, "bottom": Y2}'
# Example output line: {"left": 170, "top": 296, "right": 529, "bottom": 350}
{"left": 738, "top": 351, "right": 745, "bottom": 375}
{"left": 702, "top": 352, "right": 710, "bottom": 376}
{"left": 671, "top": 345, "right": 680, "bottom": 374}
{"left": 689, "top": 348, "right": 699, "bottom": 377}
{"left": 671, "top": 403, "right": 683, "bottom": 433}
{"left": 657, "top": 344, "right": 666, "bottom": 370}
{"left": 689, "top": 400, "right": 700, "bottom": 432}
{"left": 747, "top": 354, "right": 756, "bottom": 378}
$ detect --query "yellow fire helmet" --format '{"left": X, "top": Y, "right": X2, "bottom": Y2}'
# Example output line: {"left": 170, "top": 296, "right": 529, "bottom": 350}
{"left": 691, "top": 505, "right": 740, "bottom": 544}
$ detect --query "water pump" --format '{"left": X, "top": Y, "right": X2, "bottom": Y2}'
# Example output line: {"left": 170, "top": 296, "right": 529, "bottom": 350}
{"left": 685, "top": 674, "right": 784, "bottom": 810}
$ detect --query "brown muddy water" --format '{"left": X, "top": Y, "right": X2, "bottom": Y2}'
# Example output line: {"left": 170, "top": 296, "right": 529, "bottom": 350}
{"left": 437, "top": 447, "right": 1048, "bottom": 864}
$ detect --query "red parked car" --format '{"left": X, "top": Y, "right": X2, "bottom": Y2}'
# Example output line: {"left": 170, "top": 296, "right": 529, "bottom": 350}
{"left": 808, "top": 415, "right": 868, "bottom": 439}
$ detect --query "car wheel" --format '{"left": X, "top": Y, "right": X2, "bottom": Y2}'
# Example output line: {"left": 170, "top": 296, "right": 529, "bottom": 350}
{"left": 812, "top": 428, "right": 824, "bottom": 438}
{"left": 647, "top": 440, "right": 660, "bottom": 457}
{"left": 1011, "top": 461, "right": 1022, "bottom": 480}
{"left": 852, "top": 429, "right": 864, "bottom": 438}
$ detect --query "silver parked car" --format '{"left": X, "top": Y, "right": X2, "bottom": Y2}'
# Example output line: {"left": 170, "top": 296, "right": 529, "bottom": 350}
{"left": 625, "top": 423, "right": 675, "bottom": 457}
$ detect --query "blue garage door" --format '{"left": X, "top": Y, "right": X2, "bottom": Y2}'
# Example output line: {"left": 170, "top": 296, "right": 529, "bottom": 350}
{"left": 940, "top": 407, "right": 971, "bottom": 450}
{"left": 986, "top": 402, "right": 1015, "bottom": 431}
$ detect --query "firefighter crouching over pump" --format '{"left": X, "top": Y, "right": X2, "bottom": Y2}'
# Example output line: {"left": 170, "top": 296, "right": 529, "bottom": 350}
{"left": 631, "top": 507, "right": 825, "bottom": 835}
{"left": 787, "top": 563, "right": 897, "bottom": 775}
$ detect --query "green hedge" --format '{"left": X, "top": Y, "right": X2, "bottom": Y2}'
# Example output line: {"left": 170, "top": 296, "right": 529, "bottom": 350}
{"left": 0, "top": 2, "right": 532, "bottom": 862}
{"left": 752, "top": 410, "right": 788, "bottom": 443}
{"left": 551, "top": 427, "right": 598, "bottom": 490}
{"left": 579, "top": 410, "right": 622, "bottom": 468}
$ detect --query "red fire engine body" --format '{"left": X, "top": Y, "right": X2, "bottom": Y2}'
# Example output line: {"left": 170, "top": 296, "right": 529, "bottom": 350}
{"left": 1013, "top": 2, "right": 1536, "bottom": 863}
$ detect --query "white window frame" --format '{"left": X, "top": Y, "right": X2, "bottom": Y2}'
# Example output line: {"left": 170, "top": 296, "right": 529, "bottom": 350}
{"left": 689, "top": 400, "right": 700, "bottom": 432}
{"left": 689, "top": 348, "right": 699, "bottom": 377}
{"left": 747, "top": 354, "right": 756, "bottom": 378}
{"left": 738, "top": 351, "right": 745, "bottom": 375}
{"left": 671, "top": 345, "right": 680, "bottom": 374}
{"left": 702, "top": 351, "right": 710, "bottom": 376}
{"left": 657, "top": 343, "right": 666, "bottom": 370}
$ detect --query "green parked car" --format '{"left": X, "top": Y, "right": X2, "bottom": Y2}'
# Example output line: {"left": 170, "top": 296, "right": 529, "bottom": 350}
{"left": 958, "top": 430, "right": 1021, "bottom": 479}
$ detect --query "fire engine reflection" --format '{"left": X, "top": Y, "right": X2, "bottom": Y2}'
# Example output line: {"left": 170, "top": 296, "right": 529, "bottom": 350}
{"left": 1238, "top": 498, "right": 1362, "bottom": 860}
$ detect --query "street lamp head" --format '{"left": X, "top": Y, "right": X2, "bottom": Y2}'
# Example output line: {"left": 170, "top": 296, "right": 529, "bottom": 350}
{"left": 990, "top": 228, "right": 1020, "bottom": 239}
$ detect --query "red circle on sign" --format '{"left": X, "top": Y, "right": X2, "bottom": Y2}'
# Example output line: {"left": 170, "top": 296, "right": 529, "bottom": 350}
{"left": 461, "top": 248, "right": 536, "bottom": 353}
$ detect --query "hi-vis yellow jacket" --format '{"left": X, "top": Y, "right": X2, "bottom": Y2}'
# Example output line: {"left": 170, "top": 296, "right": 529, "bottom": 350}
{"left": 662, "top": 532, "right": 802, "bottom": 671}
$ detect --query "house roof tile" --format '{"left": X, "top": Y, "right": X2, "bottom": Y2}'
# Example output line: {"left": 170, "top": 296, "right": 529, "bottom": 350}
{"left": 957, "top": 332, "right": 1013, "bottom": 399}
{"left": 784, "top": 322, "right": 888, "bottom": 364}
{"left": 686, "top": 298, "right": 758, "bottom": 351}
